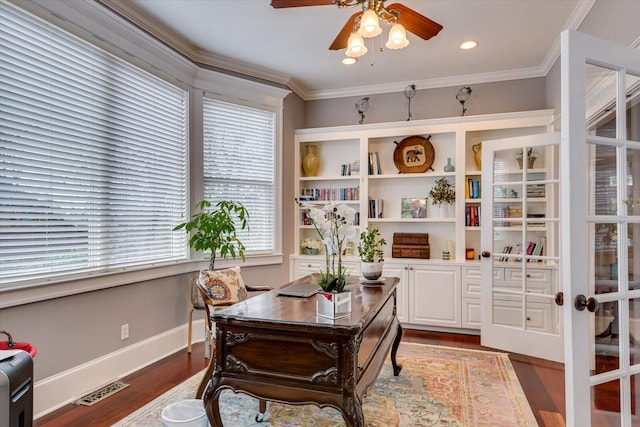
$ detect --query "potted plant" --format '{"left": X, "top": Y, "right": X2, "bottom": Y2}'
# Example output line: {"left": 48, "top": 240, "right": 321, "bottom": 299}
{"left": 173, "top": 199, "right": 249, "bottom": 270}
{"left": 428, "top": 177, "right": 456, "bottom": 217}
{"left": 515, "top": 148, "right": 541, "bottom": 169}
{"left": 301, "top": 238, "right": 323, "bottom": 255}
{"left": 357, "top": 226, "right": 387, "bottom": 281}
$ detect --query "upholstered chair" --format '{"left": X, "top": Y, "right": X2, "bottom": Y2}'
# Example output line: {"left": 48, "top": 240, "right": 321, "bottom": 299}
{"left": 194, "top": 267, "right": 271, "bottom": 407}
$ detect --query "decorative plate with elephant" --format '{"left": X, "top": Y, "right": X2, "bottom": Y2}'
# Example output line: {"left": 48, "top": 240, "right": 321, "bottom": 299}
{"left": 393, "top": 135, "right": 435, "bottom": 173}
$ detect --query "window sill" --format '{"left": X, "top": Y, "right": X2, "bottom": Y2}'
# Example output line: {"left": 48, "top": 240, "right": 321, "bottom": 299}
{"left": 0, "top": 254, "right": 283, "bottom": 309}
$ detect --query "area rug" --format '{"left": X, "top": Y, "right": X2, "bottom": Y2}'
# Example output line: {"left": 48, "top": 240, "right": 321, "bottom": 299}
{"left": 113, "top": 342, "right": 537, "bottom": 426}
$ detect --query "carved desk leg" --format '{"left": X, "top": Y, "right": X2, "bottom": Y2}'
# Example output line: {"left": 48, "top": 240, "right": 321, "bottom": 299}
{"left": 391, "top": 323, "right": 403, "bottom": 376}
{"left": 341, "top": 393, "right": 364, "bottom": 427}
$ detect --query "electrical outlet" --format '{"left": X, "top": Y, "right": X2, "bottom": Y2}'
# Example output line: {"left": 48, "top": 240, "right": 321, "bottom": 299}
{"left": 121, "top": 323, "right": 129, "bottom": 340}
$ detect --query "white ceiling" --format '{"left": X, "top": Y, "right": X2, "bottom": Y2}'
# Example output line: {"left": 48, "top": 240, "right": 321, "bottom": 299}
{"left": 118, "top": 0, "right": 594, "bottom": 100}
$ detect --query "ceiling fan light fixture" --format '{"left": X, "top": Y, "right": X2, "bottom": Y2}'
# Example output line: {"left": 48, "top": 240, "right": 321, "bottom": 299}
{"left": 358, "top": 9, "right": 382, "bottom": 38}
{"left": 342, "top": 57, "right": 357, "bottom": 65}
{"left": 346, "top": 31, "right": 368, "bottom": 57}
{"left": 385, "top": 23, "right": 409, "bottom": 49}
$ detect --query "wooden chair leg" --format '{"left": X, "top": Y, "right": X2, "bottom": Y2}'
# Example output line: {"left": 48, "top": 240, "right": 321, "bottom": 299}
{"left": 187, "top": 307, "right": 194, "bottom": 353}
{"left": 204, "top": 321, "right": 211, "bottom": 359}
{"left": 196, "top": 357, "right": 215, "bottom": 399}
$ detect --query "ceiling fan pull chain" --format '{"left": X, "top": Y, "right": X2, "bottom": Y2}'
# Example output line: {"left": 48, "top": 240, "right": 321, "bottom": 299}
{"left": 370, "top": 37, "right": 376, "bottom": 67}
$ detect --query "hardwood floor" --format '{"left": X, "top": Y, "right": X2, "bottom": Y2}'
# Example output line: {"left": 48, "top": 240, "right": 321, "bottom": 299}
{"left": 34, "top": 330, "right": 565, "bottom": 426}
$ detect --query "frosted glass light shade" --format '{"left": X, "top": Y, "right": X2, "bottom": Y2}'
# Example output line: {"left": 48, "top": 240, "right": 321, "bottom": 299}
{"left": 358, "top": 9, "right": 382, "bottom": 38}
{"left": 385, "top": 23, "right": 409, "bottom": 49}
{"left": 346, "top": 32, "right": 367, "bottom": 58}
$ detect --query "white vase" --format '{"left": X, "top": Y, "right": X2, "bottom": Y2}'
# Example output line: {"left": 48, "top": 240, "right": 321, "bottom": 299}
{"left": 361, "top": 261, "right": 383, "bottom": 281}
{"left": 434, "top": 203, "right": 450, "bottom": 218}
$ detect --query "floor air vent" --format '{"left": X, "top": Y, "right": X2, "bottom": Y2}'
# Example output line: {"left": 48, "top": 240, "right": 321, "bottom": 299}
{"left": 75, "top": 380, "right": 130, "bottom": 406}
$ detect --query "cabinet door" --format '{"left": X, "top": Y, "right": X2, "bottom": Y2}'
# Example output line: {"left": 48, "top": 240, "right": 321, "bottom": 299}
{"left": 410, "top": 265, "right": 460, "bottom": 327}
{"left": 293, "top": 259, "right": 326, "bottom": 279}
{"left": 382, "top": 263, "right": 409, "bottom": 323}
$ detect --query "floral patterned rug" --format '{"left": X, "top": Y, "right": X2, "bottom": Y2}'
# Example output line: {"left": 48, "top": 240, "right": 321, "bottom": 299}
{"left": 113, "top": 342, "right": 537, "bottom": 426}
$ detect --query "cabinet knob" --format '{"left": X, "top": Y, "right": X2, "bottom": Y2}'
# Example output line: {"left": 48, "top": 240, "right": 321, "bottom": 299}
{"left": 481, "top": 251, "right": 491, "bottom": 258}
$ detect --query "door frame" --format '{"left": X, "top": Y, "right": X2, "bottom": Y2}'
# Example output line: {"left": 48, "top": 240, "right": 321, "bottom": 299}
{"left": 561, "top": 29, "right": 640, "bottom": 426}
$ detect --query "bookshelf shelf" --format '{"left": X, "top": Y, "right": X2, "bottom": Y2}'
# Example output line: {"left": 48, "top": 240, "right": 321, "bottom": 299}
{"left": 293, "top": 110, "right": 554, "bottom": 263}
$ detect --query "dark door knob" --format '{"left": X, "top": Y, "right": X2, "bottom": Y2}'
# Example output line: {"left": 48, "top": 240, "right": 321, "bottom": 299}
{"left": 554, "top": 292, "right": 564, "bottom": 306}
{"left": 481, "top": 251, "right": 491, "bottom": 258}
{"left": 575, "top": 294, "right": 599, "bottom": 312}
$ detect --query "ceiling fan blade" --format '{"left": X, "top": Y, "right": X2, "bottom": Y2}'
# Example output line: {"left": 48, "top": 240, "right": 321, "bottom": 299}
{"left": 270, "top": 0, "right": 335, "bottom": 8}
{"left": 329, "top": 11, "right": 362, "bottom": 50}
{"left": 386, "top": 3, "right": 443, "bottom": 41}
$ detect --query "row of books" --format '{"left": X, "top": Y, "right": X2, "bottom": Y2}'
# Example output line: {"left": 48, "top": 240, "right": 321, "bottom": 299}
{"left": 527, "top": 184, "right": 546, "bottom": 198}
{"left": 301, "top": 211, "right": 360, "bottom": 226}
{"left": 465, "top": 178, "right": 481, "bottom": 199}
{"left": 368, "top": 198, "right": 384, "bottom": 218}
{"left": 368, "top": 152, "right": 383, "bottom": 175}
{"left": 340, "top": 161, "right": 360, "bottom": 176}
{"left": 299, "top": 187, "right": 359, "bottom": 201}
{"left": 465, "top": 205, "right": 480, "bottom": 227}
{"left": 498, "top": 241, "right": 544, "bottom": 262}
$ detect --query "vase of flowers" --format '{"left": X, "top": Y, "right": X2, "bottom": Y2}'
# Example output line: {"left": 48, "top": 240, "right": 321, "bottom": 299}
{"left": 515, "top": 148, "right": 541, "bottom": 169}
{"left": 301, "top": 238, "right": 323, "bottom": 255}
{"left": 296, "top": 199, "right": 357, "bottom": 318}
{"left": 428, "top": 177, "right": 456, "bottom": 218}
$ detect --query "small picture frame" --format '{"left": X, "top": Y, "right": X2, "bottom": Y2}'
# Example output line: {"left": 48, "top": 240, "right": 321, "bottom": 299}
{"left": 401, "top": 198, "right": 428, "bottom": 218}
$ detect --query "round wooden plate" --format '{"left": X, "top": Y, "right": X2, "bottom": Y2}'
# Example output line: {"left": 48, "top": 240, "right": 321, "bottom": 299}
{"left": 393, "top": 135, "right": 435, "bottom": 173}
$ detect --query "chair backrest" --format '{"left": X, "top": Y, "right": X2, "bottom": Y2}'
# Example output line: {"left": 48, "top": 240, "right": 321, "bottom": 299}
{"left": 190, "top": 274, "right": 207, "bottom": 310}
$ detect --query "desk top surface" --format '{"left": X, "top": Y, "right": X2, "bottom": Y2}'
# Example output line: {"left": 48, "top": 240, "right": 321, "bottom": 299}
{"left": 211, "top": 275, "right": 399, "bottom": 331}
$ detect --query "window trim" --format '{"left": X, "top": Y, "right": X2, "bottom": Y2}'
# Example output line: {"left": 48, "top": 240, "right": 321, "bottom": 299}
{"left": 0, "top": 0, "right": 289, "bottom": 308}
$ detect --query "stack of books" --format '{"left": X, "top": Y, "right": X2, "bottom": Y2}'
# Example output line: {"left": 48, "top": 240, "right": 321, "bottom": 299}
{"left": 368, "top": 152, "right": 383, "bottom": 175}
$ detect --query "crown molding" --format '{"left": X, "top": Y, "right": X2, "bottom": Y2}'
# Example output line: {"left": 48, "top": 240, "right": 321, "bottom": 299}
{"left": 95, "top": 0, "right": 307, "bottom": 99}
{"left": 14, "top": 0, "right": 199, "bottom": 86}
{"left": 93, "top": 0, "right": 596, "bottom": 101}
{"left": 540, "top": 0, "right": 596, "bottom": 76}
{"left": 304, "top": 66, "right": 549, "bottom": 101}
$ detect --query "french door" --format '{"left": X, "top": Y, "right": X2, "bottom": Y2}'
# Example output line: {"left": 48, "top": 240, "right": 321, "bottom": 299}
{"left": 480, "top": 132, "right": 562, "bottom": 362}
{"left": 562, "top": 30, "right": 640, "bottom": 426}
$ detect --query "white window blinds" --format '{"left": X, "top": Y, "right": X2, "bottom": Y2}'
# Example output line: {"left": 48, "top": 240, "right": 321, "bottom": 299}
{"left": 0, "top": 2, "right": 188, "bottom": 287}
{"left": 202, "top": 98, "right": 275, "bottom": 254}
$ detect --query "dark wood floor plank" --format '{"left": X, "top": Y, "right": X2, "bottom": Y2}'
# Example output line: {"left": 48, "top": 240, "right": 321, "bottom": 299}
{"left": 34, "top": 330, "right": 566, "bottom": 426}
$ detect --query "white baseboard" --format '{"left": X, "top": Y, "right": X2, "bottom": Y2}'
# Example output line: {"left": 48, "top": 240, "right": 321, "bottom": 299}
{"left": 33, "top": 319, "right": 206, "bottom": 419}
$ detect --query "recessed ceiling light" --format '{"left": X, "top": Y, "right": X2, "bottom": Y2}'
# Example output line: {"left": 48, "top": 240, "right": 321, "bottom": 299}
{"left": 342, "top": 57, "right": 357, "bottom": 65}
{"left": 459, "top": 40, "right": 478, "bottom": 50}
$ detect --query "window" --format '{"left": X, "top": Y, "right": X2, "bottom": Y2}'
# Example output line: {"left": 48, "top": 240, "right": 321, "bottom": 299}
{"left": 202, "top": 97, "right": 276, "bottom": 255}
{"left": 0, "top": 2, "right": 188, "bottom": 288}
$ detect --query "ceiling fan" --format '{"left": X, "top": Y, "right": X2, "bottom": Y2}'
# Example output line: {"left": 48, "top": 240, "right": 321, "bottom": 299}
{"left": 270, "top": 0, "right": 443, "bottom": 55}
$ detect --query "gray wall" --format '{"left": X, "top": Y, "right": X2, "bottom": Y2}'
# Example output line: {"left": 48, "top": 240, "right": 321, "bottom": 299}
{"left": 305, "top": 78, "right": 547, "bottom": 128}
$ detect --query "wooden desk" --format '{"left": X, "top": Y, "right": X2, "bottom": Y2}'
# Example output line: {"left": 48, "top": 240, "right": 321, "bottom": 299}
{"left": 201, "top": 275, "right": 402, "bottom": 427}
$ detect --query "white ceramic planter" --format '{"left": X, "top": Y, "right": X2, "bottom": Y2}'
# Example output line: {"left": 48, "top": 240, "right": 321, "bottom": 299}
{"left": 361, "top": 261, "right": 383, "bottom": 281}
